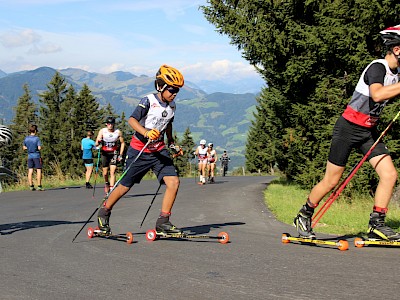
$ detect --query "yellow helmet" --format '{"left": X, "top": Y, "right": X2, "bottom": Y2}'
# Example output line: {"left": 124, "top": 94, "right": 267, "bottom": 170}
{"left": 155, "top": 65, "right": 184, "bottom": 91}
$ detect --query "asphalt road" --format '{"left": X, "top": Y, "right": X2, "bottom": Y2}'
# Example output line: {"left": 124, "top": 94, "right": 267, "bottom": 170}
{"left": 1, "top": 176, "right": 399, "bottom": 300}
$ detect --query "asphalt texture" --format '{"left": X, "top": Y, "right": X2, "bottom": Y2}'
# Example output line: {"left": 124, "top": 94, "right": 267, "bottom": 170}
{"left": 1, "top": 176, "right": 400, "bottom": 300}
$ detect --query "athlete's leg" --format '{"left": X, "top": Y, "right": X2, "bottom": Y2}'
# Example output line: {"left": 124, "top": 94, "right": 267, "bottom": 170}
{"left": 294, "top": 161, "right": 345, "bottom": 237}
{"left": 368, "top": 154, "right": 400, "bottom": 240}
{"left": 161, "top": 176, "right": 180, "bottom": 213}
{"left": 102, "top": 167, "right": 109, "bottom": 183}
{"left": 156, "top": 176, "right": 181, "bottom": 234}
{"left": 28, "top": 168, "right": 34, "bottom": 186}
{"left": 36, "top": 168, "right": 42, "bottom": 186}
{"left": 109, "top": 164, "right": 117, "bottom": 187}
{"left": 369, "top": 154, "right": 397, "bottom": 208}
{"left": 308, "top": 161, "right": 345, "bottom": 205}
{"left": 85, "top": 165, "right": 93, "bottom": 182}
{"left": 104, "top": 184, "right": 130, "bottom": 210}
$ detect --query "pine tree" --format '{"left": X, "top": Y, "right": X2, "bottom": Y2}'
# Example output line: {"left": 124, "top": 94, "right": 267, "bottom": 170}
{"left": 177, "top": 127, "right": 196, "bottom": 176}
{"left": 38, "top": 72, "right": 68, "bottom": 175}
{"left": 4, "top": 84, "right": 38, "bottom": 175}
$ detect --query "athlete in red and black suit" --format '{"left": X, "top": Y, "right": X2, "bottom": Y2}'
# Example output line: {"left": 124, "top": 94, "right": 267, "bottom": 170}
{"left": 294, "top": 25, "right": 400, "bottom": 240}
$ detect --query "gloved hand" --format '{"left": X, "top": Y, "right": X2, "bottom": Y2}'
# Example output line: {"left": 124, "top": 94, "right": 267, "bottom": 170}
{"left": 145, "top": 129, "right": 160, "bottom": 140}
{"left": 117, "top": 155, "right": 123, "bottom": 162}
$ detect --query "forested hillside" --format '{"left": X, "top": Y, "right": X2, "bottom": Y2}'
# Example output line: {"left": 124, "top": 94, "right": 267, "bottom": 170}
{"left": 0, "top": 67, "right": 258, "bottom": 170}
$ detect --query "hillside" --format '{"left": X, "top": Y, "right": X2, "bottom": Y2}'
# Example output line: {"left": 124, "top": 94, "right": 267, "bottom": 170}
{"left": 0, "top": 67, "right": 259, "bottom": 169}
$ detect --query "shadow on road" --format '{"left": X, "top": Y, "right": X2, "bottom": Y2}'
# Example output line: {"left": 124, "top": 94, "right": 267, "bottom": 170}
{"left": 181, "top": 221, "right": 245, "bottom": 234}
{"left": 0, "top": 220, "right": 88, "bottom": 235}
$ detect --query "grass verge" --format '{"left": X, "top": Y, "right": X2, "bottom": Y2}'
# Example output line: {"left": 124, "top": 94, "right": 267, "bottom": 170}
{"left": 264, "top": 179, "right": 400, "bottom": 236}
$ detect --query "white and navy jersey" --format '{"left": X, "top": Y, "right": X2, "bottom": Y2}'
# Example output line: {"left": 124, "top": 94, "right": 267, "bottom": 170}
{"left": 100, "top": 128, "right": 121, "bottom": 152}
{"left": 130, "top": 93, "right": 175, "bottom": 152}
{"left": 342, "top": 59, "right": 399, "bottom": 128}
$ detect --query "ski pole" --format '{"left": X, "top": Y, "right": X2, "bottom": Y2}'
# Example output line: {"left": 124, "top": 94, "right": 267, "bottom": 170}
{"left": 92, "top": 148, "right": 101, "bottom": 198}
{"left": 72, "top": 139, "right": 151, "bottom": 242}
{"left": 139, "top": 183, "right": 162, "bottom": 228}
{"left": 312, "top": 111, "right": 400, "bottom": 228}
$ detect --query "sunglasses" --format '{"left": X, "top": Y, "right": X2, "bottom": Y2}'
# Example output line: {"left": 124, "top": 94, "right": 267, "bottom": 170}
{"left": 166, "top": 86, "right": 180, "bottom": 94}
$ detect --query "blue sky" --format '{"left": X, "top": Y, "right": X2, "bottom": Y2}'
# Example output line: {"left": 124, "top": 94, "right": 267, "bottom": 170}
{"left": 0, "top": 0, "right": 263, "bottom": 85}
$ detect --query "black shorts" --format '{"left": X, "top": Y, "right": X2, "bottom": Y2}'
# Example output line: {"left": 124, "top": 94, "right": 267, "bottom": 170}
{"left": 120, "top": 146, "right": 178, "bottom": 188}
{"left": 83, "top": 159, "right": 94, "bottom": 166}
{"left": 328, "top": 116, "right": 389, "bottom": 167}
{"left": 101, "top": 151, "right": 118, "bottom": 168}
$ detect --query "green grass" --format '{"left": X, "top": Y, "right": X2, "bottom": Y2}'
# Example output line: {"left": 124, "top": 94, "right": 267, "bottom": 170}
{"left": 2, "top": 172, "right": 158, "bottom": 193}
{"left": 264, "top": 180, "right": 400, "bottom": 236}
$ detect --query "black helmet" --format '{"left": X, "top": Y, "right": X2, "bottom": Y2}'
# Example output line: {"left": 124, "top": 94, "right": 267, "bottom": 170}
{"left": 105, "top": 116, "right": 115, "bottom": 124}
{"left": 380, "top": 25, "right": 400, "bottom": 46}
{"left": 0, "top": 124, "right": 13, "bottom": 147}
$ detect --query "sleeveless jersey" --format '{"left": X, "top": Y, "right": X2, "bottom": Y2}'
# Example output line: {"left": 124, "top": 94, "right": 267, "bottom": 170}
{"left": 130, "top": 93, "right": 175, "bottom": 152}
{"left": 100, "top": 128, "right": 121, "bottom": 152}
{"left": 207, "top": 149, "right": 216, "bottom": 162}
{"left": 197, "top": 146, "right": 208, "bottom": 159}
{"left": 342, "top": 59, "right": 399, "bottom": 128}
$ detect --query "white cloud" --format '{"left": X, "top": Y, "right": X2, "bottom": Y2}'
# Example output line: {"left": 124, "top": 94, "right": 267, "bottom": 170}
{"left": 181, "top": 60, "right": 259, "bottom": 82}
{"left": 27, "top": 42, "right": 62, "bottom": 55}
{"left": 101, "top": 63, "right": 126, "bottom": 74}
{"left": 0, "top": 29, "right": 41, "bottom": 48}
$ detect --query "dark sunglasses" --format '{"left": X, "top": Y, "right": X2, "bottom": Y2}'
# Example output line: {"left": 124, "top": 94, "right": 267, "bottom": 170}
{"left": 166, "top": 86, "right": 180, "bottom": 94}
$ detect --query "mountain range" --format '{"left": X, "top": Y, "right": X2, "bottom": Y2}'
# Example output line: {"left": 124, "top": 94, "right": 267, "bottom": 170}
{"left": 0, "top": 67, "right": 261, "bottom": 169}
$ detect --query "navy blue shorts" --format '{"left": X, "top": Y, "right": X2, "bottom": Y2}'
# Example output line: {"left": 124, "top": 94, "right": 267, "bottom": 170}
{"left": 328, "top": 116, "right": 389, "bottom": 167}
{"left": 119, "top": 146, "right": 178, "bottom": 188}
{"left": 28, "top": 158, "right": 43, "bottom": 169}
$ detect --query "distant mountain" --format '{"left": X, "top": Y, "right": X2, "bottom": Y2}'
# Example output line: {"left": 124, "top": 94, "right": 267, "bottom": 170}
{"left": 0, "top": 69, "right": 7, "bottom": 78}
{"left": 0, "top": 67, "right": 260, "bottom": 169}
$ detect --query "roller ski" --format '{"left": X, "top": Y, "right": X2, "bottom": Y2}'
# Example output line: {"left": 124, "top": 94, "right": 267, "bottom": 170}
{"left": 284, "top": 206, "right": 349, "bottom": 251}
{"left": 87, "top": 227, "right": 134, "bottom": 244}
{"left": 354, "top": 212, "right": 400, "bottom": 248}
{"left": 86, "top": 206, "right": 133, "bottom": 244}
{"left": 281, "top": 233, "right": 349, "bottom": 251}
{"left": 145, "top": 221, "right": 229, "bottom": 244}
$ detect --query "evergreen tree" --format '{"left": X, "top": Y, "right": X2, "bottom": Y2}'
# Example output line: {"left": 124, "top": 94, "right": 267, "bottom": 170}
{"left": 38, "top": 72, "right": 68, "bottom": 175}
{"left": 203, "top": 0, "right": 400, "bottom": 194}
{"left": 5, "top": 84, "right": 38, "bottom": 175}
{"left": 177, "top": 127, "right": 196, "bottom": 176}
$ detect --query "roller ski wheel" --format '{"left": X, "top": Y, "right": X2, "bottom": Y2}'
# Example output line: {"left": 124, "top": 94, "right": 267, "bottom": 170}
{"left": 217, "top": 232, "right": 230, "bottom": 244}
{"left": 87, "top": 227, "right": 95, "bottom": 239}
{"left": 354, "top": 236, "right": 400, "bottom": 248}
{"left": 146, "top": 229, "right": 157, "bottom": 242}
{"left": 126, "top": 232, "right": 134, "bottom": 244}
{"left": 281, "top": 233, "right": 348, "bottom": 251}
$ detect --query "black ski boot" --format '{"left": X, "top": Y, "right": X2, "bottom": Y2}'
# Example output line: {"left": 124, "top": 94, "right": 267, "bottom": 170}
{"left": 293, "top": 205, "right": 316, "bottom": 238}
{"left": 97, "top": 207, "right": 112, "bottom": 235}
{"left": 368, "top": 212, "right": 400, "bottom": 241}
{"left": 156, "top": 220, "right": 182, "bottom": 235}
